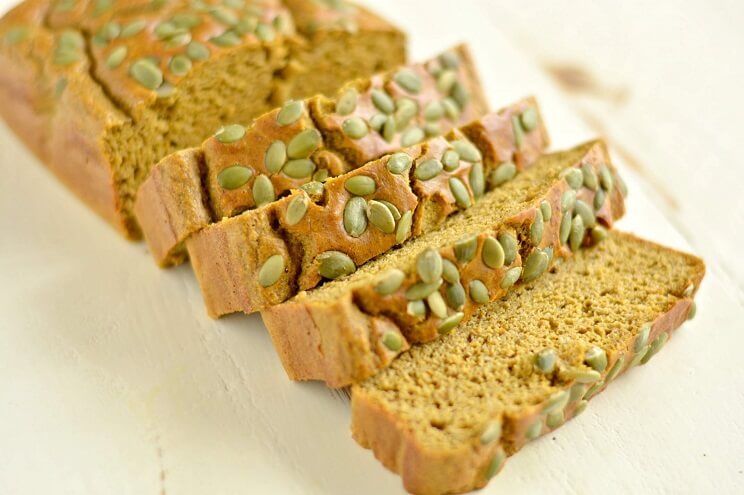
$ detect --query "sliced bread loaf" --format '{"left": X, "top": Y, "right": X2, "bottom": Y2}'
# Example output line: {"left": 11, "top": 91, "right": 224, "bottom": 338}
{"left": 185, "top": 98, "right": 548, "bottom": 318}
{"left": 261, "top": 139, "right": 627, "bottom": 387}
{"left": 135, "top": 44, "right": 490, "bottom": 266}
{"left": 350, "top": 232, "right": 704, "bottom": 495}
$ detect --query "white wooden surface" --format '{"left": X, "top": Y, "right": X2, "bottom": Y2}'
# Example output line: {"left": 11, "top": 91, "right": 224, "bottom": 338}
{"left": 1, "top": 1, "right": 743, "bottom": 494}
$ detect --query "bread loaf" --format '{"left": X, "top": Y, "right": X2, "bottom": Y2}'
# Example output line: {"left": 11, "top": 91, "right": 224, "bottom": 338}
{"left": 262, "top": 139, "right": 626, "bottom": 387}
{"left": 350, "top": 231, "right": 704, "bottom": 495}
{"left": 186, "top": 97, "right": 547, "bottom": 318}
{"left": 135, "top": 44, "right": 489, "bottom": 266}
{"left": 0, "top": 0, "right": 406, "bottom": 237}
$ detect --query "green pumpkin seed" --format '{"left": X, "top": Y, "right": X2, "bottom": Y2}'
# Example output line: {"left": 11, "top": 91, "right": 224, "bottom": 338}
{"left": 367, "top": 200, "right": 396, "bottom": 234}
{"left": 559, "top": 211, "right": 572, "bottom": 244}
{"left": 217, "top": 164, "right": 253, "bottom": 190}
{"left": 382, "top": 116, "right": 396, "bottom": 142}
{"left": 574, "top": 200, "right": 596, "bottom": 228}
{"left": 342, "top": 117, "right": 368, "bottom": 139}
{"left": 300, "top": 181, "right": 324, "bottom": 198}
{"left": 424, "top": 101, "right": 444, "bottom": 121}
{"left": 386, "top": 152, "right": 412, "bottom": 175}
{"left": 569, "top": 214, "right": 585, "bottom": 252}
{"left": 445, "top": 282, "right": 466, "bottom": 310}
{"left": 605, "top": 356, "right": 625, "bottom": 383}
{"left": 451, "top": 81, "right": 470, "bottom": 108}
{"left": 530, "top": 209, "right": 544, "bottom": 245}
{"left": 417, "top": 248, "right": 443, "bottom": 284}
{"left": 569, "top": 383, "right": 588, "bottom": 403}
{"left": 258, "top": 254, "right": 284, "bottom": 287}
{"left": 129, "top": 59, "right": 163, "bottom": 89}
{"left": 520, "top": 107, "right": 539, "bottom": 132}
{"left": 454, "top": 235, "right": 477, "bottom": 263}
{"left": 468, "top": 280, "right": 489, "bottom": 304}
{"left": 371, "top": 89, "right": 395, "bottom": 114}
{"left": 252, "top": 174, "right": 275, "bottom": 206}
{"left": 375, "top": 269, "right": 405, "bottom": 295}
{"left": 594, "top": 188, "right": 606, "bottom": 210}
{"left": 511, "top": 114, "right": 524, "bottom": 149}
{"left": 617, "top": 173, "right": 629, "bottom": 197}
{"left": 283, "top": 159, "right": 316, "bottom": 179}
{"left": 121, "top": 20, "right": 147, "bottom": 38}
{"left": 480, "top": 422, "right": 502, "bottom": 445}
{"left": 276, "top": 100, "right": 304, "bottom": 126}
{"left": 438, "top": 312, "right": 464, "bottom": 335}
{"left": 441, "top": 97, "right": 460, "bottom": 120}
{"left": 407, "top": 300, "right": 427, "bottom": 318}
{"left": 590, "top": 226, "right": 608, "bottom": 244}
{"left": 543, "top": 390, "right": 569, "bottom": 414}
{"left": 500, "top": 267, "right": 522, "bottom": 289}
{"left": 215, "top": 124, "right": 246, "bottom": 143}
{"left": 599, "top": 164, "right": 614, "bottom": 191}
{"left": 546, "top": 410, "right": 564, "bottom": 429}
{"left": 378, "top": 200, "right": 401, "bottom": 221}
{"left": 497, "top": 233, "right": 517, "bottom": 265}
{"left": 449, "top": 177, "right": 471, "bottom": 209}
{"left": 641, "top": 332, "right": 669, "bottom": 365}
{"left": 169, "top": 54, "right": 192, "bottom": 76}
{"left": 584, "top": 379, "right": 605, "bottom": 400}
{"left": 285, "top": 193, "right": 310, "bottom": 226}
{"left": 688, "top": 301, "right": 697, "bottom": 320}
{"left": 317, "top": 251, "right": 356, "bottom": 279}
{"left": 343, "top": 196, "right": 368, "bottom": 237}
{"left": 451, "top": 140, "right": 482, "bottom": 163}
{"left": 394, "top": 69, "right": 422, "bottom": 93}
{"left": 521, "top": 249, "right": 549, "bottom": 282}
{"left": 381, "top": 331, "right": 403, "bottom": 352}
{"left": 436, "top": 260, "right": 459, "bottom": 286}
{"left": 415, "top": 158, "right": 443, "bottom": 181}
{"left": 255, "top": 23, "right": 275, "bottom": 42}
{"left": 581, "top": 163, "right": 599, "bottom": 191}
{"left": 439, "top": 50, "right": 461, "bottom": 69}
{"left": 535, "top": 348, "right": 557, "bottom": 373}
{"left": 540, "top": 200, "right": 553, "bottom": 222}
{"left": 287, "top": 129, "right": 321, "bottom": 159}
{"left": 442, "top": 150, "right": 460, "bottom": 171}
{"left": 186, "top": 41, "right": 210, "bottom": 61}
{"left": 345, "top": 175, "right": 376, "bottom": 196}
{"left": 491, "top": 161, "right": 517, "bottom": 186}
{"left": 562, "top": 168, "right": 584, "bottom": 190}
{"left": 427, "top": 291, "right": 448, "bottom": 319}
{"left": 98, "top": 22, "right": 120, "bottom": 41}
{"left": 401, "top": 126, "right": 425, "bottom": 147}
{"left": 629, "top": 346, "right": 650, "bottom": 367}
{"left": 584, "top": 346, "right": 608, "bottom": 372}
{"left": 563, "top": 368, "right": 602, "bottom": 383}
{"left": 423, "top": 122, "right": 440, "bottom": 139}
{"left": 394, "top": 98, "right": 418, "bottom": 129}
{"left": 573, "top": 400, "right": 589, "bottom": 416}
{"left": 437, "top": 69, "right": 457, "bottom": 93}
{"left": 486, "top": 450, "right": 507, "bottom": 479}
{"left": 561, "top": 190, "right": 577, "bottom": 212}
{"left": 406, "top": 280, "right": 442, "bottom": 300}
{"left": 468, "top": 162, "right": 485, "bottom": 199}
{"left": 336, "top": 88, "right": 358, "bottom": 116}
{"left": 525, "top": 420, "right": 542, "bottom": 440}
{"left": 368, "top": 113, "right": 386, "bottom": 132}
{"left": 5, "top": 26, "right": 29, "bottom": 45}
{"left": 635, "top": 324, "right": 651, "bottom": 352}
{"left": 264, "top": 140, "right": 287, "bottom": 173}
{"left": 105, "top": 46, "right": 128, "bottom": 69}
{"left": 210, "top": 30, "right": 241, "bottom": 47}
{"left": 396, "top": 211, "right": 412, "bottom": 244}
{"left": 482, "top": 236, "right": 505, "bottom": 269}
{"left": 172, "top": 12, "right": 201, "bottom": 28}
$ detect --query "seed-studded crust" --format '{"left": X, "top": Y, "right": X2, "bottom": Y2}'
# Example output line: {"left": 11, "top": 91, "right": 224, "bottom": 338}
{"left": 0, "top": 0, "right": 406, "bottom": 238}
{"left": 134, "top": 44, "right": 491, "bottom": 266}
{"left": 185, "top": 98, "right": 547, "bottom": 317}
{"left": 349, "top": 232, "right": 705, "bottom": 495}
{"left": 261, "top": 140, "right": 625, "bottom": 387}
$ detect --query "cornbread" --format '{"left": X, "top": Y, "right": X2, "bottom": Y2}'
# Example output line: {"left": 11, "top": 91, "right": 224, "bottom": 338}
{"left": 262, "top": 139, "right": 627, "bottom": 387}
{"left": 351, "top": 232, "right": 705, "bottom": 495}
{"left": 185, "top": 98, "right": 547, "bottom": 318}
{"left": 135, "top": 44, "right": 490, "bottom": 266}
{"left": 0, "top": 0, "right": 406, "bottom": 237}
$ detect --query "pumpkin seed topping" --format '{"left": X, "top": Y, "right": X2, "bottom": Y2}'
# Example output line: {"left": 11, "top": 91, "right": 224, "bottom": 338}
{"left": 581, "top": 163, "right": 599, "bottom": 191}
{"left": 375, "top": 269, "right": 405, "bottom": 295}
{"left": 441, "top": 98, "right": 460, "bottom": 120}
{"left": 569, "top": 383, "right": 588, "bottom": 403}
{"left": 285, "top": 193, "right": 310, "bottom": 226}
{"left": 486, "top": 450, "right": 507, "bottom": 479}
{"left": 415, "top": 158, "right": 443, "bottom": 181}
{"left": 342, "top": 117, "right": 368, "bottom": 139}
{"left": 252, "top": 175, "right": 275, "bottom": 206}
{"left": 468, "top": 280, "right": 489, "bottom": 304}
{"left": 276, "top": 100, "right": 304, "bottom": 126}
{"left": 344, "top": 175, "right": 376, "bottom": 196}
{"left": 451, "top": 140, "right": 482, "bottom": 163}
{"left": 394, "top": 69, "right": 422, "bottom": 93}
{"left": 129, "top": 58, "right": 164, "bottom": 89}
{"left": 688, "top": 301, "right": 697, "bottom": 320}
{"left": 217, "top": 164, "right": 253, "bottom": 190}
{"left": 635, "top": 324, "right": 651, "bottom": 352}
{"left": 591, "top": 226, "right": 609, "bottom": 244}
{"left": 317, "top": 251, "right": 356, "bottom": 279}
{"left": 442, "top": 150, "right": 460, "bottom": 171}
{"left": 525, "top": 420, "right": 542, "bottom": 440}
{"left": 258, "top": 254, "right": 284, "bottom": 287}
{"left": 367, "top": 200, "right": 396, "bottom": 234}
{"left": 378, "top": 200, "right": 401, "bottom": 221}
{"left": 417, "top": 248, "right": 443, "bottom": 284}
{"left": 287, "top": 129, "right": 321, "bottom": 159}
{"left": 169, "top": 54, "right": 192, "bottom": 76}
{"left": 445, "top": 282, "right": 466, "bottom": 310}
{"left": 381, "top": 331, "right": 403, "bottom": 352}
{"left": 336, "top": 88, "right": 358, "bottom": 116}
{"left": 521, "top": 249, "right": 549, "bottom": 282}
{"left": 438, "top": 312, "right": 464, "bottom": 335}
{"left": 559, "top": 211, "right": 572, "bottom": 244}
{"left": 593, "top": 188, "right": 606, "bottom": 210}
{"left": 569, "top": 214, "right": 585, "bottom": 252}
{"left": 500, "top": 267, "right": 522, "bottom": 289}
{"left": 482, "top": 236, "right": 505, "bottom": 269}
{"left": 491, "top": 161, "right": 517, "bottom": 186}
{"left": 121, "top": 20, "right": 147, "bottom": 38}
{"left": 215, "top": 124, "right": 246, "bottom": 143}
{"left": 382, "top": 116, "right": 396, "bottom": 142}
{"left": 605, "top": 357, "right": 625, "bottom": 383}
{"left": 387, "top": 152, "right": 412, "bottom": 174}
{"left": 617, "top": 173, "right": 628, "bottom": 197}
{"left": 451, "top": 82, "right": 470, "bottom": 109}
{"left": 599, "top": 165, "right": 614, "bottom": 191}
{"left": 424, "top": 101, "right": 444, "bottom": 121}
{"left": 562, "top": 368, "right": 602, "bottom": 383}
{"left": 401, "top": 127, "right": 425, "bottom": 147}
{"left": 449, "top": 177, "right": 471, "bottom": 209}
{"left": 454, "top": 235, "right": 477, "bottom": 263}
{"left": 584, "top": 346, "right": 608, "bottom": 372}
{"left": 469, "top": 162, "right": 485, "bottom": 199}
{"left": 573, "top": 400, "right": 589, "bottom": 416}
{"left": 5, "top": 26, "right": 29, "bottom": 45}
{"left": 283, "top": 159, "right": 315, "bottom": 179}
{"left": 498, "top": 232, "right": 517, "bottom": 265}
{"left": 370, "top": 88, "right": 394, "bottom": 114}
{"left": 480, "top": 422, "right": 502, "bottom": 445}
{"left": 406, "top": 279, "right": 442, "bottom": 300}
{"left": 535, "top": 348, "right": 557, "bottom": 373}
{"left": 395, "top": 211, "right": 412, "bottom": 244}
{"left": 543, "top": 390, "right": 569, "bottom": 414}
{"left": 629, "top": 346, "right": 650, "bottom": 367}
{"left": 530, "top": 209, "right": 544, "bottom": 245}
{"left": 265, "top": 140, "right": 287, "bottom": 173}
{"left": 546, "top": 410, "right": 565, "bottom": 429}
{"left": 520, "top": 107, "right": 539, "bottom": 131}
{"left": 300, "top": 181, "right": 324, "bottom": 197}
{"left": 394, "top": 98, "right": 418, "bottom": 129}
{"left": 209, "top": 30, "right": 241, "bottom": 47}
{"left": 368, "top": 113, "right": 386, "bottom": 132}
{"left": 106, "top": 46, "right": 128, "bottom": 69}
{"left": 562, "top": 168, "right": 584, "bottom": 190}
{"left": 427, "top": 291, "right": 448, "bottom": 318}
{"left": 574, "top": 200, "right": 597, "bottom": 228}
{"left": 511, "top": 115, "right": 524, "bottom": 149}
{"left": 437, "top": 69, "right": 457, "bottom": 93}
{"left": 343, "top": 196, "right": 368, "bottom": 237}
{"left": 561, "top": 190, "right": 577, "bottom": 212}
{"left": 641, "top": 332, "right": 669, "bottom": 365}
{"left": 186, "top": 41, "right": 210, "bottom": 60}
{"left": 407, "top": 300, "right": 427, "bottom": 318}
{"left": 539, "top": 200, "right": 553, "bottom": 222}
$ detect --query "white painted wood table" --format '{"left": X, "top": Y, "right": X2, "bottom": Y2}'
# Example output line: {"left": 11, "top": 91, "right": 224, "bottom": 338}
{"left": 1, "top": 1, "right": 743, "bottom": 493}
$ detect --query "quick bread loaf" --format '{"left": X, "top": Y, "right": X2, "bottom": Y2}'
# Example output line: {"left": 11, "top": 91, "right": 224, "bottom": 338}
{"left": 350, "top": 232, "right": 705, "bottom": 495}
{"left": 0, "top": 0, "right": 406, "bottom": 237}
{"left": 262, "top": 139, "right": 627, "bottom": 387}
{"left": 135, "top": 44, "right": 490, "bottom": 266}
{"left": 186, "top": 97, "right": 547, "bottom": 318}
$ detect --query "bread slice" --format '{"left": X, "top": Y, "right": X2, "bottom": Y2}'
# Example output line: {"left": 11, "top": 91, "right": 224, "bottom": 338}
{"left": 185, "top": 97, "right": 548, "bottom": 318}
{"left": 0, "top": 0, "right": 405, "bottom": 238}
{"left": 262, "top": 139, "right": 626, "bottom": 387}
{"left": 350, "top": 232, "right": 704, "bottom": 495}
{"left": 135, "top": 44, "right": 490, "bottom": 266}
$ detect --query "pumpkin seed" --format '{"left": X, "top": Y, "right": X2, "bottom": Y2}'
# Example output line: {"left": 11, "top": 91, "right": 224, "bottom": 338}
{"left": 480, "top": 422, "right": 502, "bottom": 445}
{"left": 561, "top": 168, "right": 583, "bottom": 190}
{"left": 54, "top": 46, "right": 79, "bottom": 66}
{"left": 437, "top": 69, "right": 457, "bottom": 93}
{"left": 491, "top": 161, "right": 517, "bottom": 186}
{"left": 452, "top": 82, "right": 470, "bottom": 108}
{"left": 387, "top": 152, "right": 412, "bottom": 174}
{"left": 121, "top": 20, "right": 147, "bottom": 38}
{"left": 417, "top": 248, "right": 443, "bottom": 284}
{"left": 441, "top": 98, "right": 460, "bottom": 120}
{"left": 545, "top": 410, "right": 564, "bottom": 429}
{"left": 617, "top": 173, "right": 628, "bottom": 197}
{"left": 264, "top": 140, "right": 287, "bottom": 173}
{"left": 276, "top": 100, "right": 304, "bottom": 126}
{"left": 172, "top": 12, "right": 201, "bottom": 28}
{"left": 427, "top": 291, "right": 448, "bottom": 318}
{"left": 449, "top": 177, "right": 471, "bottom": 209}
{"left": 169, "top": 55, "right": 192, "bottom": 76}
{"left": 424, "top": 101, "right": 444, "bottom": 121}
{"left": 439, "top": 50, "right": 461, "bottom": 69}
{"left": 559, "top": 211, "right": 572, "bottom": 244}
{"left": 485, "top": 450, "right": 507, "bottom": 479}
{"left": 375, "top": 269, "right": 405, "bottom": 295}
{"left": 342, "top": 117, "right": 368, "bottom": 139}
{"left": 396, "top": 211, "right": 412, "bottom": 244}
{"left": 574, "top": 200, "right": 596, "bottom": 228}
{"left": 431, "top": 260, "right": 457, "bottom": 288}
{"left": 215, "top": 124, "right": 246, "bottom": 143}
{"left": 605, "top": 356, "right": 625, "bottom": 382}
{"left": 252, "top": 175, "right": 275, "bottom": 206}
{"left": 210, "top": 30, "right": 241, "bottom": 47}
{"left": 186, "top": 41, "right": 210, "bottom": 61}
{"left": 688, "top": 301, "right": 697, "bottom": 320}
{"left": 543, "top": 390, "right": 569, "bottom": 414}
{"left": 563, "top": 368, "right": 602, "bottom": 383}
{"left": 520, "top": 107, "right": 539, "bottom": 131}
{"left": 634, "top": 324, "right": 651, "bottom": 352}
{"left": 581, "top": 163, "right": 599, "bottom": 191}
{"left": 5, "top": 26, "right": 29, "bottom": 45}
{"left": 569, "top": 214, "right": 585, "bottom": 252}
{"left": 599, "top": 164, "right": 614, "bottom": 191}
{"left": 415, "top": 158, "right": 443, "bottom": 181}
{"left": 382, "top": 116, "right": 396, "bottom": 142}
{"left": 500, "top": 267, "right": 522, "bottom": 289}
{"left": 394, "top": 69, "right": 422, "bottom": 93}
{"left": 629, "top": 346, "right": 650, "bottom": 367}
{"left": 594, "top": 188, "right": 606, "bottom": 210}
{"left": 285, "top": 193, "right": 310, "bottom": 226}
{"left": 451, "top": 140, "right": 482, "bottom": 163}
{"left": 255, "top": 23, "right": 275, "bottom": 41}
{"left": 525, "top": 420, "right": 542, "bottom": 440}
{"left": 129, "top": 59, "right": 163, "bottom": 89}
{"left": 530, "top": 209, "right": 544, "bottom": 245}
{"left": 540, "top": 200, "right": 552, "bottom": 222}
{"left": 394, "top": 98, "right": 418, "bottom": 129}
{"left": 381, "top": 331, "right": 403, "bottom": 352}
{"left": 469, "top": 162, "right": 485, "bottom": 199}
{"left": 421, "top": 123, "right": 439, "bottom": 138}
{"left": 336, "top": 88, "right": 358, "bottom": 116}
{"left": 300, "top": 181, "right": 324, "bottom": 198}
{"left": 343, "top": 197, "right": 368, "bottom": 237}
{"left": 482, "top": 236, "right": 505, "bottom": 269}
{"left": 511, "top": 115, "right": 524, "bottom": 149}
{"left": 317, "top": 251, "right": 356, "bottom": 279}
{"left": 345, "top": 175, "right": 376, "bottom": 196}
{"left": 498, "top": 233, "right": 518, "bottom": 265}
{"left": 367, "top": 200, "right": 396, "bottom": 234}
{"left": 590, "top": 226, "right": 608, "bottom": 244}
{"left": 468, "top": 280, "right": 489, "bottom": 304}
{"left": 641, "top": 332, "right": 669, "bottom": 365}
{"left": 584, "top": 346, "right": 608, "bottom": 372}
{"left": 105, "top": 46, "right": 128, "bottom": 69}
{"left": 217, "top": 164, "right": 253, "bottom": 190}
{"left": 569, "top": 383, "right": 588, "bottom": 403}
{"left": 535, "top": 348, "right": 557, "bottom": 373}
{"left": 407, "top": 300, "right": 427, "bottom": 318}
{"left": 371, "top": 89, "right": 395, "bottom": 114}
{"left": 368, "top": 113, "right": 386, "bottom": 132}
{"left": 454, "top": 235, "right": 477, "bottom": 263}
{"left": 258, "top": 254, "right": 284, "bottom": 287}
{"left": 438, "top": 312, "right": 464, "bottom": 335}
{"left": 583, "top": 380, "right": 605, "bottom": 400}
{"left": 406, "top": 280, "right": 442, "bottom": 300}
{"left": 445, "top": 282, "right": 466, "bottom": 310}
{"left": 378, "top": 200, "right": 401, "bottom": 221}
{"left": 283, "top": 159, "right": 315, "bottom": 179}
{"left": 561, "top": 190, "right": 577, "bottom": 212}
{"left": 287, "top": 129, "right": 321, "bottom": 159}
{"left": 521, "top": 249, "right": 549, "bottom": 282}
{"left": 401, "top": 126, "right": 425, "bottom": 147}
{"left": 442, "top": 150, "right": 460, "bottom": 171}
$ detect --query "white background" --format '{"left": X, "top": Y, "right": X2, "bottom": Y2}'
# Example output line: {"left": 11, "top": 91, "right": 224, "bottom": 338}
{"left": 1, "top": 1, "right": 743, "bottom": 493}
